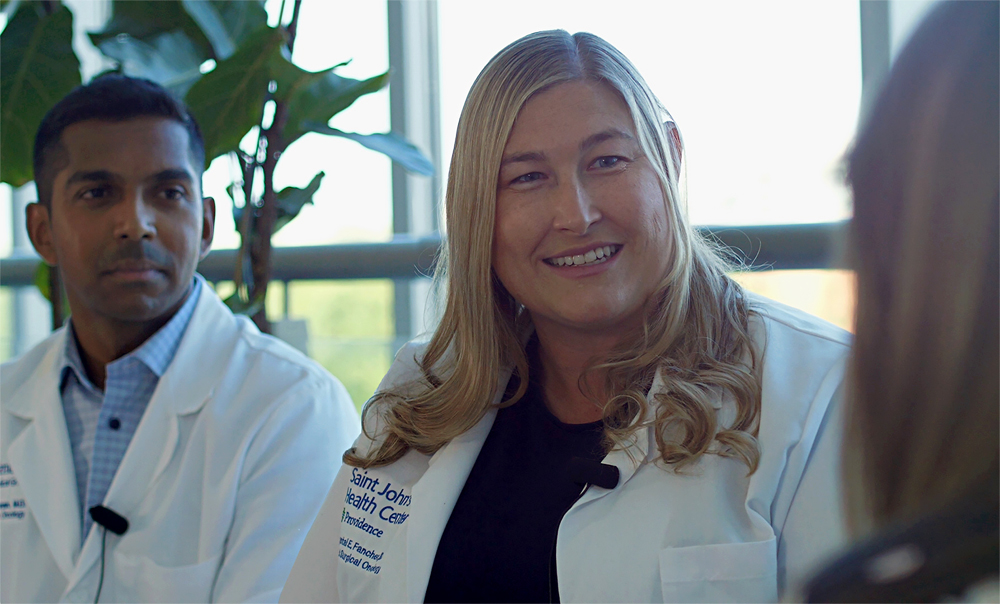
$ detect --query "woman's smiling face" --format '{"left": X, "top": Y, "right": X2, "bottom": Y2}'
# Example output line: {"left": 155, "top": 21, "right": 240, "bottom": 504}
{"left": 492, "top": 80, "right": 673, "bottom": 338}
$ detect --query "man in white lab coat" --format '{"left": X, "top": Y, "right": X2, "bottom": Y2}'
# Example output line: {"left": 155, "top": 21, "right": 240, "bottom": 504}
{"left": 0, "top": 74, "right": 361, "bottom": 603}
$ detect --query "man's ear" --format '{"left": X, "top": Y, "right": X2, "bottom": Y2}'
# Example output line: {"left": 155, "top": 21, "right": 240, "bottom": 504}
{"left": 200, "top": 196, "right": 216, "bottom": 259}
{"left": 665, "top": 121, "right": 683, "bottom": 175}
{"left": 26, "top": 202, "right": 58, "bottom": 266}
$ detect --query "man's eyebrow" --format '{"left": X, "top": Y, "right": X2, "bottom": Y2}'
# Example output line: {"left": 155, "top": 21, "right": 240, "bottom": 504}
{"left": 580, "top": 129, "right": 634, "bottom": 153}
{"left": 149, "top": 168, "right": 195, "bottom": 184}
{"left": 65, "top": 170, "right": 119, "bottom": 188}
{"left": 499, "top": 151, "right": 547, "bottom": 169}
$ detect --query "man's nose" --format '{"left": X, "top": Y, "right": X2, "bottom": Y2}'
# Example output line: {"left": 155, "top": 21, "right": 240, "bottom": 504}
{"left": 113, "top": 191, "right": 156, "bottom": 240}
{"left": 551, "top": 178, "right": 602, "bottom": 235}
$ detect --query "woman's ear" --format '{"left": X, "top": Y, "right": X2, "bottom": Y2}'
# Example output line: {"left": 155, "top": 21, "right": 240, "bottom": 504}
{"left": 665, "top": 121, "right": 683, "bottom": 175}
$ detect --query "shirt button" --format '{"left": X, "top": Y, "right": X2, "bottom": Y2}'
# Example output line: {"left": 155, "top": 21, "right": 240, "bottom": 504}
{"left": 108, "top": 418, "right": 121, "bottom": 430}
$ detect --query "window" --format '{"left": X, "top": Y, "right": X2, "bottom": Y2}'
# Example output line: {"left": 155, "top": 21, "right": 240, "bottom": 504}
{"left": 438, "top": 0, "right": 861, "bottom": 226}
{"left": 4, "top": 1, "right": 925, "bottom": 393}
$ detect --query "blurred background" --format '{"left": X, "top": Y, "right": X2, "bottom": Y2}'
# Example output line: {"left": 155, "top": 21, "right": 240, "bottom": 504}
{"left": 0, "top": 0, "right": 940, "bottom": 412}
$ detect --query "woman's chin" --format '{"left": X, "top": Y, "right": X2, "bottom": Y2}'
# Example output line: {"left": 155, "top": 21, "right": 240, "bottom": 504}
{"left": 531, "top": 306, "right": 643, "bottom": 338}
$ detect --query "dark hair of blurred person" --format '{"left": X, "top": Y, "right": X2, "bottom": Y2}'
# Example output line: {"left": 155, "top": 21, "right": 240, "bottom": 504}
{"left": 807, "top": 1, "right": 999, "bottom": 601}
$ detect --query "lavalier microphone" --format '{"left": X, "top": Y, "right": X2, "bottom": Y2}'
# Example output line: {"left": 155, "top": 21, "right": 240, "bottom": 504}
{"left": 88, "top": 505, "right": 129, "bottom": 603}
{"left": 89, "top": 505, "right": 129, "bottom": 535}
{"left": 567, "top": 457, "right": 620, "bottom": 489}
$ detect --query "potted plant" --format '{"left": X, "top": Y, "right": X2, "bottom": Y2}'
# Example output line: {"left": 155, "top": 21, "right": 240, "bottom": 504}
{"left": 0, "top": 0, "right": 432, "bottom": 332}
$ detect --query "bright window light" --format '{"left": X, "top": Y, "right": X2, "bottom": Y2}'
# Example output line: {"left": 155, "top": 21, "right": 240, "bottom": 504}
{"left": 438, "top": 0, "right": 862, "bottom": 226}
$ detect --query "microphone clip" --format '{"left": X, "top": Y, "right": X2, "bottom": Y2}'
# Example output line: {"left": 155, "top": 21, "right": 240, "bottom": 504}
{"left": 566, "top": 457, "right": 620, "bottom": 490}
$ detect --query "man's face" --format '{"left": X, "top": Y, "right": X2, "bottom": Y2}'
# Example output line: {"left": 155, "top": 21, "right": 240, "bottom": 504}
{"left": 28, "top": 117, "right": 214, "bottom": 326}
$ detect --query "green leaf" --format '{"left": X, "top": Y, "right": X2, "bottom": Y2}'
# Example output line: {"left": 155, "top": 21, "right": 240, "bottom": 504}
{"left": 307, "top": 125, "right": 433, "bottom": 176}
{"left": 0, "top": 3, "right": 80, "bottom": 186}
{"left": 89, "top": 0, "right": 214, "bottom": 61}
{"left": 91, "top": 28, "right": 205, "bottom": 97}
{"left": 179, "top": 0, "right": 267, "bottom": 61}
{"left": 280, "top": 62, "right": 389, "bottom": 145}
{"left": 274, "top": 171, "right": 325, "bottom": 233}
{"left": 269, "top": 57, "right": 350, "bottom": 102}
{"left": 88, "top": 1, "right": 268, "bottom": 97}
{"left": 233, "top": 171, "right": 325, "bottom": 238}
{"left": 223, "top": 288, "right": 266, "bottom": 316}
{"left": 184, "top": 26, "right": 285, "bottom": 162}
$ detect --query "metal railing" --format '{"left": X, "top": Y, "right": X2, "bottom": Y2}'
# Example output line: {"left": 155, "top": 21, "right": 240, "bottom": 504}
{"left": 0, "top": 222, "right": 848, "bottom": 288}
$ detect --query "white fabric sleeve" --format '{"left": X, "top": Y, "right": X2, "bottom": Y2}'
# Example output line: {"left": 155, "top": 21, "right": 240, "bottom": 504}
{"left": 776, "top": 382, "right": 849, "bottom": 597}
{"left": 280, "top": 462, "right": 355, "bottom": 603}
{"left": 211, "top": 377, "right": 359, "bottom": 603}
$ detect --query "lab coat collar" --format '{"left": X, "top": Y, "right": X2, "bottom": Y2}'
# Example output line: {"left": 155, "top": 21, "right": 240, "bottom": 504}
{"left": 64, "top": 275, "right": 244, "bottom": 594}
{"left": 4, "top": 328, "right": 83, "bottom": 579}
{"left": 574, "top": 363, "right": 707, "bottom": 507}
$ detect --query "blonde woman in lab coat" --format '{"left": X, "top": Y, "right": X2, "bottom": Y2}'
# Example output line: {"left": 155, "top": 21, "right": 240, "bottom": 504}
{"left": 283, "top": 30, "right": 850, "bottom": 603}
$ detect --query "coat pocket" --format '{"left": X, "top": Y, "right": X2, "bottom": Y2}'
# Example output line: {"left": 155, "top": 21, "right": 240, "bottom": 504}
{"left": 111, "top": 550, "right": 222, "bottom": 603}
{"left": 659, "top": 538, "right": 778, "bottom": 603}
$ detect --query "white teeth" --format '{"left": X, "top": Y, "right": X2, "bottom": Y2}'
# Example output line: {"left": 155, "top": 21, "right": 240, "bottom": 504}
{"left": 547, "top": 245, "right": 619, "bottom": 267}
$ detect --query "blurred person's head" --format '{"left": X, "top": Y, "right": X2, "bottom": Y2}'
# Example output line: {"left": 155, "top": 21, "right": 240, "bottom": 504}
{"left": 26, "top": 75, "right": 214, "bottom": 337}
{"left": 349, "top": 31, "right": 761, "bottom": 471}
{"left": 845, "top": 0, "right": 999, "bottom": 535}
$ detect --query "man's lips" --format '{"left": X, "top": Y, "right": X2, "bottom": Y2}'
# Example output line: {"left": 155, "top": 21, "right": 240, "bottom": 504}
{"left": 101, "top": 261, "right": 167, "bottom": 276}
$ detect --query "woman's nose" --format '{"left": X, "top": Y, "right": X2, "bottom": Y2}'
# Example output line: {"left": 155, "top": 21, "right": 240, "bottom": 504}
{"left": 551, "top": 180, "right": 602, "bottom": 235}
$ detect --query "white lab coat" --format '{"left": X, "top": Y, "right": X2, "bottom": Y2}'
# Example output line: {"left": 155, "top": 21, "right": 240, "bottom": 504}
{"left": 281, "top": 296, "right": 851, "bottom": 603}
{"left": 0, "top": 276, "right": 361, "bottom": 603}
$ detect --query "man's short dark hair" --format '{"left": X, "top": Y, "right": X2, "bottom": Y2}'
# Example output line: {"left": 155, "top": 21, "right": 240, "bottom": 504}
{"left": 33, "top": 74, "right": 206, "bottom": 207}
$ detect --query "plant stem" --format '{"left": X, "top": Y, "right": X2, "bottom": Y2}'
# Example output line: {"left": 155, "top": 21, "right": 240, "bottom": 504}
{"left": 234, "top": 93, "right": 274, "bottom": 298}
{"left": 287, "top": 0, "right": 303, "bottom": 52}
{"left": 248, "top": 0, "right": 302, "bottom": 332}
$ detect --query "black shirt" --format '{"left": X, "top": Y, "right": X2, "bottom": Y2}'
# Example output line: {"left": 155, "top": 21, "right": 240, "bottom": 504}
{"left": 424, "top": 353, "right": 605, "bottom": 603}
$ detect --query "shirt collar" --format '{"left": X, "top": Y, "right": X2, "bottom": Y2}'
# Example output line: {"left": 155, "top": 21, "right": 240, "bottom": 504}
{"left": 59, "top": 278, "right": 203, "bottom": 385}
{"left": 60, "top": 324, "right": 100, "bottom": 395}
{"left": 128, "top": 278, "right": 202, "bottom": 377}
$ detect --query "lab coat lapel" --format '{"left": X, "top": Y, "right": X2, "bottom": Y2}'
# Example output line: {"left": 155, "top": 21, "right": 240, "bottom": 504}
{"left": 576, "top": 422, "right": 652, "bottom": 508}
{"left": 575, "top": 364, "right": 727, "bottom": 506}
{"left": 4, "top": 330, "right": 82, "bottom": 579}
{"left": 66, "top": 281, "right": 240, "bottom": 592}
{"left": 574, "top": 366, "right": 687, "bottom": 507}
{"left": 404, "top": 387, "right": 505, "bottom": 603}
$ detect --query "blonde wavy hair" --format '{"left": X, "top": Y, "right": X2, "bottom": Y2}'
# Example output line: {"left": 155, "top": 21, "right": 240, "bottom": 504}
{"left": 843, "top": 1, "right": 999, "bottom": 536}
{"left": 346, "top": 30, "right": 762, "bottom": 472}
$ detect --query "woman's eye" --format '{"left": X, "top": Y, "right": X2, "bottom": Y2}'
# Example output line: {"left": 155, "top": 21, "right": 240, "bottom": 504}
{"left": 592, "top": 156, "right": 623, "bottom": 169}
{"left": 511, "top": 172, "right": 544, "bottom": 185}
